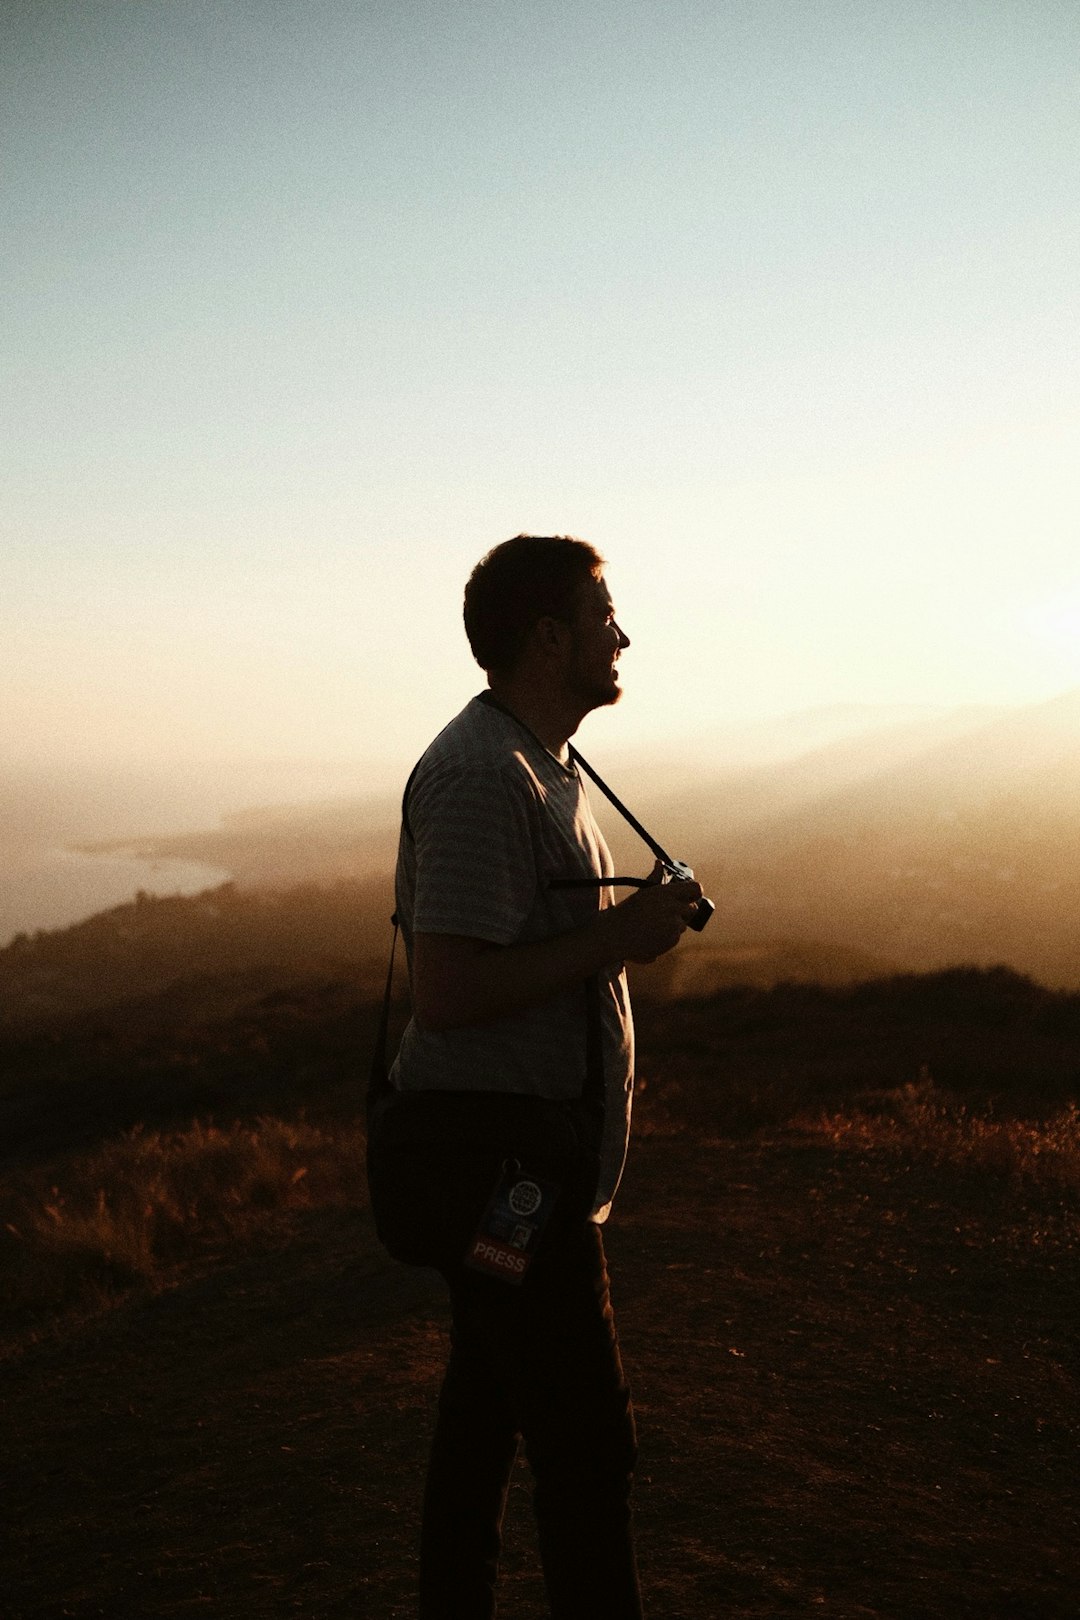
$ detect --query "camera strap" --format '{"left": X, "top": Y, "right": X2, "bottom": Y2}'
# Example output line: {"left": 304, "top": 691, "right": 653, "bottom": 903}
{"left": 476, "top": 689, "right": 680, "bottom": 868}
{"left": 566, "top": 744, "right": 677, "bottom": 869}
{"left": 370, "top": 690, "right": 714, "bottom": 1119}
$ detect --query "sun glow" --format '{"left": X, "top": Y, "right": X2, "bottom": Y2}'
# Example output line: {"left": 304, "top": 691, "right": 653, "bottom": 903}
{"left": 1023, "top": 596, "right": 1080, "bottom": 683}
{"left": 4, "top": 3, "right": 1079, "bottom": 782}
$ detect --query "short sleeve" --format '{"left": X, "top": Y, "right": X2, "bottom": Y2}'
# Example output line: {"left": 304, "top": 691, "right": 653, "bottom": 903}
{"left": 409, "top": 762, "right": 538, "bottom": 945}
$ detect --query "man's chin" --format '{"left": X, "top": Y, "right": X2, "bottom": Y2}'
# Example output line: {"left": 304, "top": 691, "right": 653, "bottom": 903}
{"left": 590, "top": 680, "right": 623, "bottom": 710}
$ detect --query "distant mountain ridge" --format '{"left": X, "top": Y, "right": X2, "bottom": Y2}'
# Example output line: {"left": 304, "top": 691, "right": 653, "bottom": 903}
{"left": 660, "top": 687, "right": 1080, "bottom": 988}
{"left": 21, "top": 688, "right": 1080, "bottom": 992}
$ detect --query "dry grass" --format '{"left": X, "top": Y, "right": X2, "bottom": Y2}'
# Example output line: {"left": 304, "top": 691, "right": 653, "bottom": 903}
{"left": 5, "top": 1069, "right": 1080, "bottom": 1336}
{"left": 807, "top": 1079, "right": 1080, "bottom": 1189}
{"left": 1, "top": 1117, "right": 365, "bottom": 1324}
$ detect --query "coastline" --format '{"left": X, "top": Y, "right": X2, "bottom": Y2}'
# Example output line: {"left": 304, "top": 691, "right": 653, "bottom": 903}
{"left": 0, "top": 845, "right": 233, "bottom": 948}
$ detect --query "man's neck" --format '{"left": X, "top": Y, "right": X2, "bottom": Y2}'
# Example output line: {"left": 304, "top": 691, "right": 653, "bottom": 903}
{"left": 485, "top": 676, "right": 586, "bottom": 763}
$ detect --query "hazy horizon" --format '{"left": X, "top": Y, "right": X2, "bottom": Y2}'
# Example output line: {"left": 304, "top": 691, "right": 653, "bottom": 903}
{"left": 7, "top": 683, "right": 1080, "bottom": 983}
{"left": 0, "top": 689, "right": 1011, "bottom": 945}
{"left": 7, "top": 4, "right": 1080, "bottom": 954}
{"left": 0, "top": 688, "right": 1033, "bottom": 852}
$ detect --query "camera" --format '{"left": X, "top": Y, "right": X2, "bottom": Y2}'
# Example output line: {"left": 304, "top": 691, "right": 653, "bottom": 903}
{"left": 660, "top": 860, "right": 715, "bottom": 932}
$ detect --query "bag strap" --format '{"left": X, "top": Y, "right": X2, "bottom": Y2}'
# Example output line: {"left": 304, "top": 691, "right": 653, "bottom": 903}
{"left": 399, "top": 756, "right": 423, "bottom": 844}
{"left": 367, "top": 907, "right": 610, "bottom": 1121}
{"left": 582, "top": 971, "right": 605, "bottom": 1123}
{"left": 367, "top": 912, "right": 400, "bottom": 1122}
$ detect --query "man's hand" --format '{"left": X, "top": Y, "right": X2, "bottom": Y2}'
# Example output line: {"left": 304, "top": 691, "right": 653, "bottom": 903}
{"left": 610, "top": 862, "right": 704, "bottom": 964}
{"left": 412, "top": 863, "right": 705, "bottom": 1031}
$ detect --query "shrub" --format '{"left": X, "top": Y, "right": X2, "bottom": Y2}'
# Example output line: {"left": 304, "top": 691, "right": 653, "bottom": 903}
{"left": 1, "top": 1116, "right": 365, "bottom": 1326}
{"left": 809, "top": 1086, "right": 1080, "bottom": 1191}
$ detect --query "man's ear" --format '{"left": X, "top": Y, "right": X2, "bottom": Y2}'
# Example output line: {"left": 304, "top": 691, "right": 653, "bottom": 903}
{"left": 533, "top": 615, "right": 572, "bottom": 660}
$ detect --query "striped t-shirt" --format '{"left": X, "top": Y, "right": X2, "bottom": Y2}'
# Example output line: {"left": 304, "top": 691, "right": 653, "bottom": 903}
{"left": 390, "top": 693, "right": 635, "bottom": 1220}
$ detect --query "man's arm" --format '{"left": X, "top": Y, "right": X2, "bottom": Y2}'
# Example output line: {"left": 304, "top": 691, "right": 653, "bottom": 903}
{"left": 412, "top": 875, "right": 702, "bottom": 1032}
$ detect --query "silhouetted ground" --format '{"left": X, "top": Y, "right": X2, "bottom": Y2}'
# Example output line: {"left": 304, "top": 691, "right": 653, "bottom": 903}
{"left": 4, "top": 943, "right": 1079, "bottom": 1616}
{"left": 3, "top": 1120, "right": 1077, "bottom": 1619}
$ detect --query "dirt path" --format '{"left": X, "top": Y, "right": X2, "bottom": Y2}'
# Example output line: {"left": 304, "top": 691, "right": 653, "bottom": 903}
{"left": 3, "top": 1130, "right": 1077, "bottom": 1619}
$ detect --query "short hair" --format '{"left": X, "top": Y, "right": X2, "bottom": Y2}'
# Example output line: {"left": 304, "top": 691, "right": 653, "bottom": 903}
{"left": 463, "top": 534, "right": 604, "bottom": 674}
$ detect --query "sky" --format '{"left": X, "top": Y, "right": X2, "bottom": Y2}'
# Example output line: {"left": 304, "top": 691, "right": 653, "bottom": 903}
{"left": 5, "top": 0, "right": 1080, "bottom": 792}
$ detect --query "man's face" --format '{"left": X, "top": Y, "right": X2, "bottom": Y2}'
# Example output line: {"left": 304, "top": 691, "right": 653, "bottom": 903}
{"left": 565, "top": 572, "right": 630, "bottom": 711}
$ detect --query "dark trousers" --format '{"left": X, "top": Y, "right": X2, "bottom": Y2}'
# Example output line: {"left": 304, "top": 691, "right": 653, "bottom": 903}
{"left": 419, "top": 1220, "right": 643, "bottom": 1620}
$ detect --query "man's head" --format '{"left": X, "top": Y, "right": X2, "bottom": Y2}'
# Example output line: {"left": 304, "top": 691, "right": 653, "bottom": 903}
{"left": 463, "top": 535, "right": 630, "bottom": 714}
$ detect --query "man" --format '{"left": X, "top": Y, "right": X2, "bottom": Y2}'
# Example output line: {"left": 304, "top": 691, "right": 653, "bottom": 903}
{"left": 388, "top": 535, "right": 702, "bottom": 1619}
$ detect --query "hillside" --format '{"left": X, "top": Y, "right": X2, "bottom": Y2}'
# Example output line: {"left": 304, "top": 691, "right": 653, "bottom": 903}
{"left": 3, "top": 954, "right": 1078, "bottom": 1618}
{"left": 5, "top": 1127, "right": 1078, "bottom": 1620}
{"left": 0, "top": 872, "right": 901, "bottom": 1045}
{"left": 2, "top": 861, "right": 1078, "bottom": 1615}
{"left": 76, "top": 793, "right": 401, "bottom": 887}
{"left": 3, "top": 899, "right": 1079, "bottom": 1182}
{"left": 55, "top": 687, "right": 1080, "bottom": 989}
{"left": 0, "top": 878, "right": 394, "bottom": 1027}
{"left": 645, "top": 689, "right": 1080, "bottom": 987}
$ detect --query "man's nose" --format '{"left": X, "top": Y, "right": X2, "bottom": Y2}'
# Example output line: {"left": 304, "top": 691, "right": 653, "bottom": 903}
{"left": 614, "top": 621, "right": 630, "bottom": 649}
